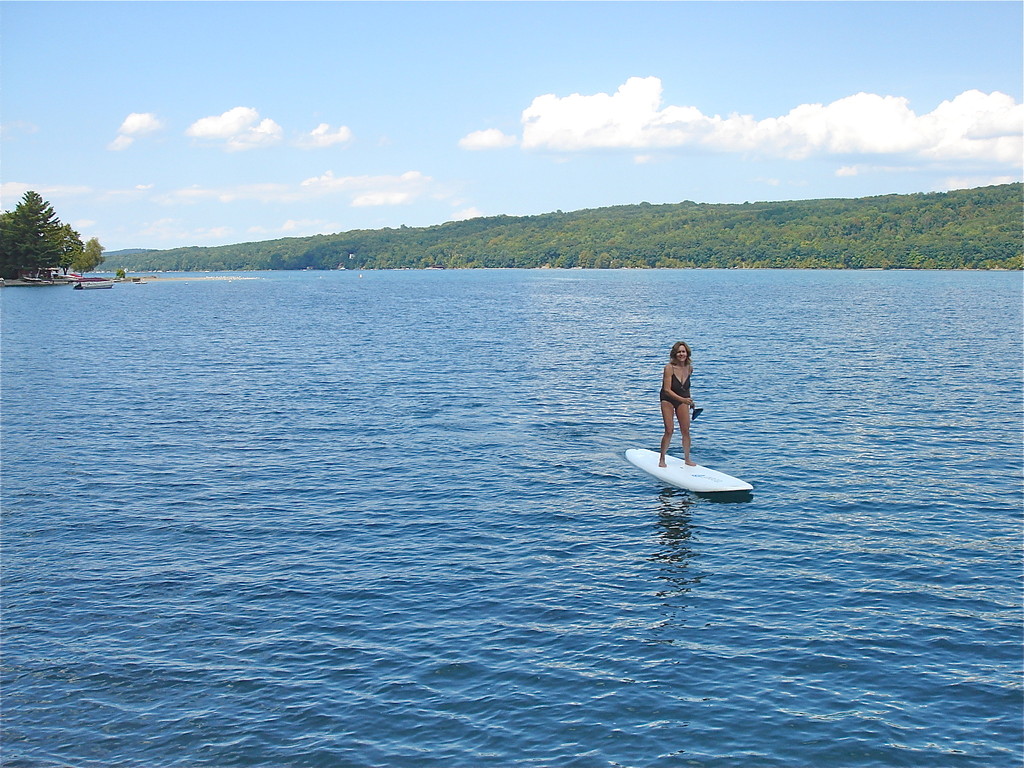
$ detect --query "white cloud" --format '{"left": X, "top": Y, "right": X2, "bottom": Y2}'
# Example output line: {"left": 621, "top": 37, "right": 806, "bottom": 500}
{"left": 449, "top": 206, "right": 485, "bottom": 221}
{"left": 1, "top": 181, "right": 96, "bottom": 207}
{"left": 1, "top": 181, "right": 34, "bottom": 206}
{"left": 152, "top": 170, "right": 438, "bottom": 210}
{"left": 517, "top": 77, "right": 1023, "bottom": 167}
{"left": 351, "top": 191, "right": 411, "bottom": 207}
{"left": 459, "top": 128, "right": 518, "bottom": 150}
{"left": 198, "top": 226, "right": 235, "bottom": 240}
{"left": 186, "top": 107, "right": 283, "bottom": 151}
{"left": 109, "top": 112, "right": 163, "bottom": 151}
{"left": 247, "top": 219, "right": 339, "bottom": 237}
{"left": 119, "top": 112, "right": 163, "bottom": 135}
{"left": 834, "top": 163, "right": 917, "bottom": 178}
{"left": 137, "top": 218, "right": 235, "bottom": 243}
{"left": 187, "top": 107, "right": 259, "bottom": 138}
{"left": 301, "top": 170, "right": 434, "bottom": 206}
{"left": 138, "top": 218, "right": 181, "bottom": 240}
{"left": 156, "top": 182, "right": 295, "bottom": 205}
{"left": 1, "top": 181, "right": 165, "bottom": 210}
{"left": 918, "top": 90, "right": 1023, "bottom": 163}
{"left": 521, "top": 76, "right": 704, "bottom": 151}
{"left": 941, "top": 174, "right": 1019, "bottom": 190}
{"left": 296, "top": 123, "right": 354, "bottom": 149}
{"left": 0, "top": 121, "right": 39, "bottom": 141}
{"left": 109, "top": 135, "right": 134, "bottom": 151}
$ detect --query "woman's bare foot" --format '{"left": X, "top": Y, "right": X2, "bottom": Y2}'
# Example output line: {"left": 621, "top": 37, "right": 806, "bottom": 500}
{"left": 685, "top": 459, "right": 697, "bottom": 466}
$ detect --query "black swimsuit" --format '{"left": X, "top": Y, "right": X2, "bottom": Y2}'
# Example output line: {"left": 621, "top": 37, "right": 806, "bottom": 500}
{"left": 660, "top": 371, "right": 691, "bottom": 408}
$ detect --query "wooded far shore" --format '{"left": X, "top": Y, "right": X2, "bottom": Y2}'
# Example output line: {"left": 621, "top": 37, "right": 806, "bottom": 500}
{"left": 110, "top": 183, "right": 1022, "bottom": 272}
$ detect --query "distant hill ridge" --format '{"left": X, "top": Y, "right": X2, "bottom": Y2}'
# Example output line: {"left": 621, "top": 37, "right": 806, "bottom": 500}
{"left": 113, "top": 183, "right": 1022, "bottom": 271}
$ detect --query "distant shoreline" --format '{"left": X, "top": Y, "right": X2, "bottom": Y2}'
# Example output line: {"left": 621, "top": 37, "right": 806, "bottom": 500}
{"left": 2, "top": 275, "right": 261, "bottom": 287}
{"left": 3, "top": 267, "right": 1018, "bottom": 288}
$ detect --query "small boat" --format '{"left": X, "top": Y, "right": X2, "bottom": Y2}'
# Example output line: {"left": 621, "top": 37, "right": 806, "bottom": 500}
{"left": 72, "top": 277, "right": 114, "bottom": 290}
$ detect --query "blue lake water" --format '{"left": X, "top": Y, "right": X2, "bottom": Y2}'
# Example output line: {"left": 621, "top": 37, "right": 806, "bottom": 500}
{"left": 2, "top": 269, "right": 1021, "bottom": 767}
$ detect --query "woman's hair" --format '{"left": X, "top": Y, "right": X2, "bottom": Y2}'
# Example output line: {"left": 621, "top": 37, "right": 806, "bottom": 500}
{"left": 669, "top": 341, "right": 693, "bottom": 364}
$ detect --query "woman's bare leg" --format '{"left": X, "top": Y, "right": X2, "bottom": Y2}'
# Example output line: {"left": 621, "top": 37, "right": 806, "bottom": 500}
{"left": 659, "top": 401, "right": 675, "bottom": 466}
{"left": 677, "top": 404, "right": 695, "bottom": 465}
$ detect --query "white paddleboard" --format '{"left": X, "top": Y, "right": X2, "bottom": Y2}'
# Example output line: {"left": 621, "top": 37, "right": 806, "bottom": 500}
{"left": 625, "top": 448, "right": 752, "bottom": 493}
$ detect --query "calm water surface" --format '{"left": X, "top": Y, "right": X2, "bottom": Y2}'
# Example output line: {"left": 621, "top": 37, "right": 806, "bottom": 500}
{"left": 2, "top": 269, "right": 1021, "bottom": 767}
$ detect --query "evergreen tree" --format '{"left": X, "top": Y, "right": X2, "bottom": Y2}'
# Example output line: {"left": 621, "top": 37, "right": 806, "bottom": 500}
{"left": 0, "top": 210, "right": 13, "bottom": 277}
{"left": 0, "top": 191, "right": 65, "bottom": 278}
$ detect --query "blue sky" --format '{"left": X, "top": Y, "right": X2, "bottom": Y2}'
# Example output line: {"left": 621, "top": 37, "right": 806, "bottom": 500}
{"left": 2, "top": 1, "right": 1021, "bottom": 251}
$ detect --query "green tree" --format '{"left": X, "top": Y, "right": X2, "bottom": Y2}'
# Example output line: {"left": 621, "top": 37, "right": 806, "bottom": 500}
{"left": 0, "top": 210, "right": 12, "bottom": 276}
{"left": 0, "top": 191, "right": 65, "bottom": 278}
{"left": 54, "top": 223, "right": 85, "bottom": 274}
{"left": 108, "top": 183, "right": 1022, "bottom": 273}
{"left": 72, "top": 237, "right": 105, "bottom": 273}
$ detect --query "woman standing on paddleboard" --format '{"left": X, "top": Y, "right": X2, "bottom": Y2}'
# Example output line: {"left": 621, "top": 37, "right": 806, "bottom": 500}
{"left": 659, "top": 341, "right": 702, "bottom": 467}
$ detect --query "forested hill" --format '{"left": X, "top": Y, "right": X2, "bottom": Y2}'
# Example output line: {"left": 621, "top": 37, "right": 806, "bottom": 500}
{"left": 112, "top": 183, "right": 1022, "bottom": 272}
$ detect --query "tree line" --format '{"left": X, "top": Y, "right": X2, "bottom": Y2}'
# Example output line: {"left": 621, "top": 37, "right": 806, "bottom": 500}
{"left": 114, "top": 184, "right": 1021, "bottom": 272}
{"left": 9, "top": 184, "right": 1021, "bottom": 276}
{"left": 0, "top": 191, "right": 105, "bottom": 279}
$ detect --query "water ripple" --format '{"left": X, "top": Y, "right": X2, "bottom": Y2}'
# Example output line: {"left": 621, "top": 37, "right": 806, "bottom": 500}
{"left": 2, "top": 270, "right": 1021, "bottom": 767}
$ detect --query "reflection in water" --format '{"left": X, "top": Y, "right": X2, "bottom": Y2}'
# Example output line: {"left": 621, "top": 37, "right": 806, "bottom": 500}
{"left": 648, "top": 490, "right": 704, "bottom": 631}
{"left": 696, "top": 489, "right": 754, "bottom": 504}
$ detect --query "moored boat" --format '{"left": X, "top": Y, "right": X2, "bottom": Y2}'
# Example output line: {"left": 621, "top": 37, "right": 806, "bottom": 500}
{"left": 72, "top": 277, "right": 114, "bottom": 290}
